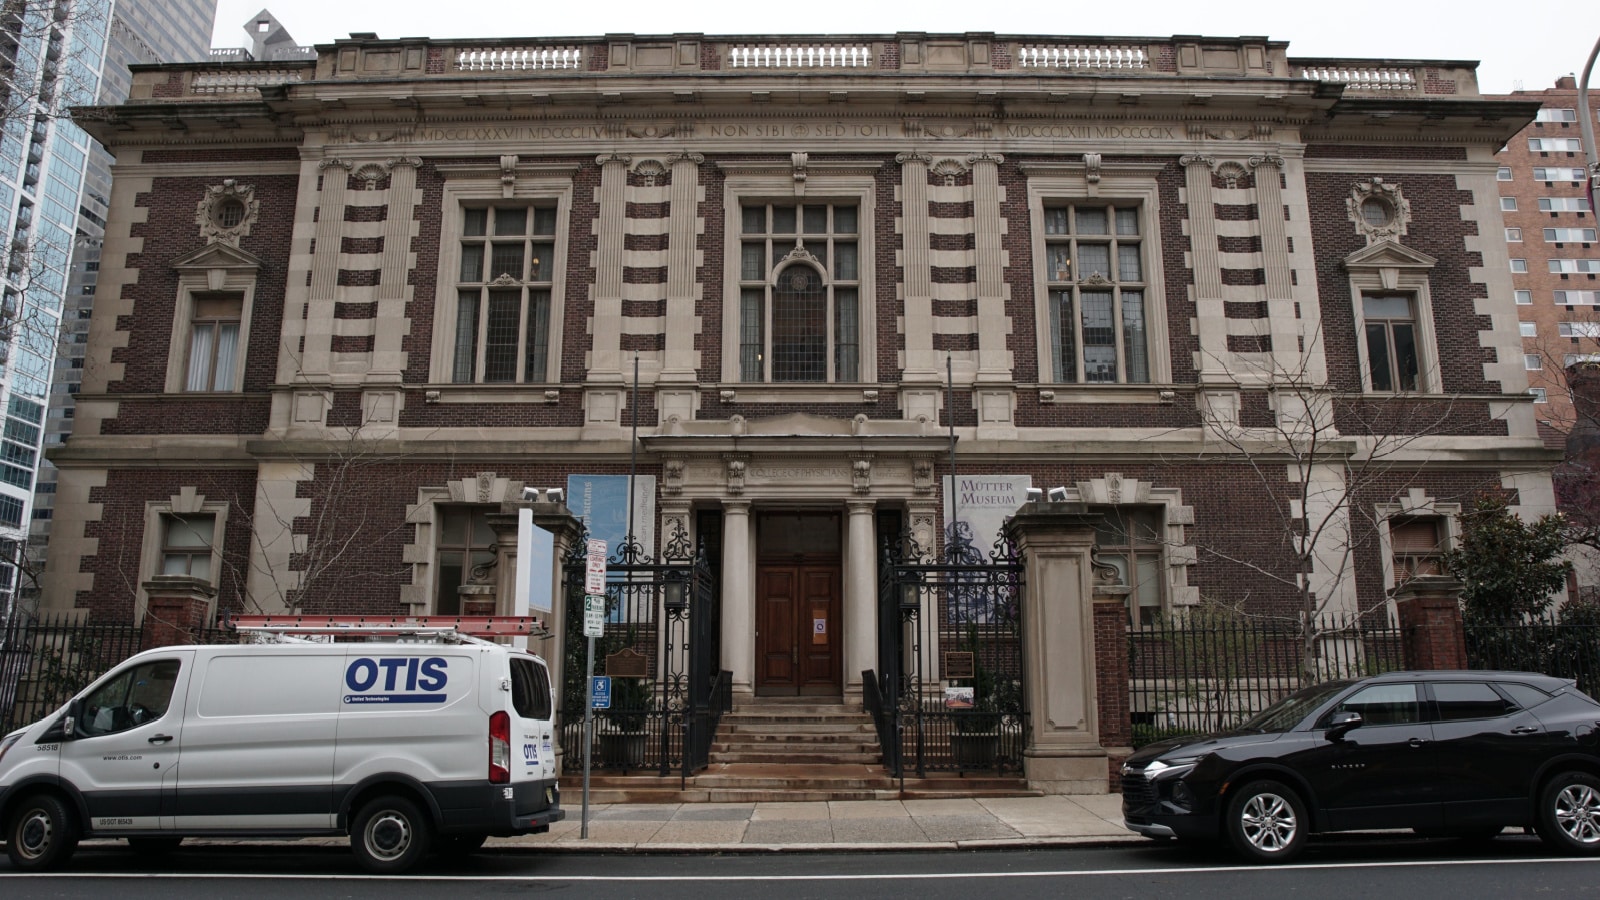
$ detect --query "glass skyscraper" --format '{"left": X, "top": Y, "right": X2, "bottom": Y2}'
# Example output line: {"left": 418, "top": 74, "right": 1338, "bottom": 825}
{"left": 8, "top": 0, "right": 217, "bottom": 614}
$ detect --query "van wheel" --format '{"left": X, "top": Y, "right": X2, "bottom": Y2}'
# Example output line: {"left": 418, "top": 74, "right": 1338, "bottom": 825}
{"left": 6, "top": 793, "right": 79, "bottom": 871}
{"left": 352, "top": 795, "right": 432, "bottom": 874}
{"left": 1536, "top": 771, "right": 1600, "bottom": 854}
{"left": 435, "top": 833, "right": 487, "bottom": 857}
{"left": 127, "top": 836, "right": 184, "bottom": 855}
{"left": 1225, "top": 780, "right": 1307, "bottom": 864}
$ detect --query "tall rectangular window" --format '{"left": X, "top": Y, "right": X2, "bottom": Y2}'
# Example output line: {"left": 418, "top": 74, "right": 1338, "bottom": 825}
{"left": 738, "top": 202, "right": 860, "bottom": 382}
{"left": 452, "top": 205, "right": 556, "bottom": 383}
{"left": 184, "top": 294, "right": 241, "bottom": 392}
{"left": 1363, "top": 294, "right": 1420, "bottom": 392}
{"left": 1044, "top": 203, "right": 1149, "bottom": 383}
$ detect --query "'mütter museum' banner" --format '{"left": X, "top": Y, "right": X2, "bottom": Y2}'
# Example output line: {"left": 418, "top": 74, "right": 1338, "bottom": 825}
{"left": 941, "top": 475, "right": 1032, "bottom": 561}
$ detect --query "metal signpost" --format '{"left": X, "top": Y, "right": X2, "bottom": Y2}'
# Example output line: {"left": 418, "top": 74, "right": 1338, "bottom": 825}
{"left": 580, "top": 538, "right": 606, "bottom": 839}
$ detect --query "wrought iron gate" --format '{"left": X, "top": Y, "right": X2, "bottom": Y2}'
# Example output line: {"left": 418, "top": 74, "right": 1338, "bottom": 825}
{"left": 559, "top": 522, "right": 729, "bottom": 784}
{"left": 869, "top": 527, "right": 1026, "bottom": 777}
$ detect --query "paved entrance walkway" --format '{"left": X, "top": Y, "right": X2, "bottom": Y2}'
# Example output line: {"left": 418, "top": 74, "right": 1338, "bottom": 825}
{"left": 495, "top": 795, "right": 1139, "bottom": 852}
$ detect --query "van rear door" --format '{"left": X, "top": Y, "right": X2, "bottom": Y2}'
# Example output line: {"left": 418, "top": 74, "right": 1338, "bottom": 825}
{"left": 508, "top": 655, "right": 556, "bottom": 783}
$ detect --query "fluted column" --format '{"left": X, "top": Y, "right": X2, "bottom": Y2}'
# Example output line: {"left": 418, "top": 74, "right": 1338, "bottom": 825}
{"left": 843, "top": 499, "right": 877, "bottom": 706}
{"left": 720, "top": 500, "right": 754, "bottom": 699}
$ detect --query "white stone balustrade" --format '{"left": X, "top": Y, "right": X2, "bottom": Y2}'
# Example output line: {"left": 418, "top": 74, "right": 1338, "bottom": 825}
{"left": 1016, "top": 45, "right": 1149, "bottom": 70}
{"left": 727, "top": 44, "right": 874, "bottom": 68}
{"left": 454, "top": 46, "right": 585, "bottom": 71}
{"left": 190, "top": 70, "right": 305, "bottom": 94}
{"left": 1296, "top": 65, "right": 1418, "bottom": 91}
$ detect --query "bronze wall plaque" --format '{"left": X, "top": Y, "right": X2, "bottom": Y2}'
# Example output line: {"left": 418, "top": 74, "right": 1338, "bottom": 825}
{"left": 605, "top": 647, "right": 650, "bottom": 678}
{"left": 943, "top": 651, "right": 974, "bottom": 679}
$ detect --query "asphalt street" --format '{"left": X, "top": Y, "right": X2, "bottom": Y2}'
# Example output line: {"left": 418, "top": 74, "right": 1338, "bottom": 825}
{"left": 3, "top": 832, "right": 1599, "bottom": 899}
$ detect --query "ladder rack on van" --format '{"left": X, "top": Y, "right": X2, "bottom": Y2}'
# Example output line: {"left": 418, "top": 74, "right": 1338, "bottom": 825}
{"left": 225, "top": 614, "right": 551, "bottom": 645}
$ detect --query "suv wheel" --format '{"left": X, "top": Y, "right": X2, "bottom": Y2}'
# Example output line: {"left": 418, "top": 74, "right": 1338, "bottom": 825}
{"left": 6, "top": 793, "right": 79, "bottom": 871}
{"left": 1537, "top": 771, "right": 1600, "bottom": 854}
{"left": 351, "top": 794, "right": 432, "bottom": 874}
{"left": 1225, "top": 779, "right": 1307, "bottom": 864}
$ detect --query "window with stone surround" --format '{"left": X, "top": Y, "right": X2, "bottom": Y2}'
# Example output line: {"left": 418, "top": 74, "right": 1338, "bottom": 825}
{"left": 1043, "top": 203, "right": 1151, "bottom": 384}
{"left": 1092, "top": 505, "right": 1165, "bottom": 625}
{"left": 132, "top": 491, "right": 230, "bottom": 623}
{"left": 737, "top": 202, "right": 861, "bottom": 383}
{"left": 434, "top": 505, "right": 495, "bottom": 616}
{"left": 429, "top": 163, "right": 573, "bottom": 393}
{"left": 184, "top": 294, "right": 241, "bottom": 392}
{"left": 451, "top": 205, "right": 557, "bottom": 384}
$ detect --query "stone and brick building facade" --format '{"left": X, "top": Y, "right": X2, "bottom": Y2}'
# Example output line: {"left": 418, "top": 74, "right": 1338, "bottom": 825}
{"left": 46, "top": 33, "right": 1555, "bottom": 718}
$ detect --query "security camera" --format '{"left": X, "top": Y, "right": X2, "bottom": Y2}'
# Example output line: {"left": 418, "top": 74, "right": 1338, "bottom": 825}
{"left": 1047, "top": 486, "right": 1069, "bottom": 502}
{"left": 1025, "top": 487, "right": 1044, "bottom": 503}
{"left": 522, "top": 486, "right": 540, "bottom": 502}
{"left": 544, "top": 488, "right": 564, "bottom": 505}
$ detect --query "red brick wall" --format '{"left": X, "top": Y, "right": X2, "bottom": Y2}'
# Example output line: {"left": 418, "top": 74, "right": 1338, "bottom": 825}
{"left": 109, "top": 172, "right": 299, "bottom": 429}
{"left": 1305, "top": 168, "right": 1498, "bottom": 399}
{"left": 78, "top": 469, "right": 258, "bottom": 622}
{"left": 1094, "top": 597, "right": 1131, "bottom": 790}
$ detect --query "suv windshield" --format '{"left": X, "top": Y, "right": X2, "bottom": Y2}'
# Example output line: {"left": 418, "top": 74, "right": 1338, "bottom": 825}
{"left": 1236, "top": 680, "right": 1352, "bottom": 734}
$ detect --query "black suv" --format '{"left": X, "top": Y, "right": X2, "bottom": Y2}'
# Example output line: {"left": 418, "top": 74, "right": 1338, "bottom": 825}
{"left": 1121, "top": 670, "right": 1600, "bottom": 862}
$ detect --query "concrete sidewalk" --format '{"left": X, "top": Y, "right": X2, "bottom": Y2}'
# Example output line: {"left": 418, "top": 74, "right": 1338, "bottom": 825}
{"left": 490, "top": 795, "right": 1141, "bottom": 852}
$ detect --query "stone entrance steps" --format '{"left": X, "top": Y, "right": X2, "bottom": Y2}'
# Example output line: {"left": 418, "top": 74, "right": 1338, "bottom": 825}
{"left": 567, "top": 697, "right": 1038, "bottom": 803}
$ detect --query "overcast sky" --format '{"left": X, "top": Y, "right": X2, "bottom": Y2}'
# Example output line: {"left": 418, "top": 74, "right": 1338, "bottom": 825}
{"left": 209, "top": 0, "right": 1596, "bottom": 98}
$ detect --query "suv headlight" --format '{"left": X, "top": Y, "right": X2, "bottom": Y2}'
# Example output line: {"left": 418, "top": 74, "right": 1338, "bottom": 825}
{"left": 1143, "top": 755, "right": 1202, "bottom": 779}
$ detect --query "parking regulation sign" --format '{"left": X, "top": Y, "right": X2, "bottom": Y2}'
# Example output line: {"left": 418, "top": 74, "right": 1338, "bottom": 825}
{"left": 585, "top": 539, "right": 607, "bottom": 595}
{"left": 583, "top": 594, "right": 605, "bottom": 637}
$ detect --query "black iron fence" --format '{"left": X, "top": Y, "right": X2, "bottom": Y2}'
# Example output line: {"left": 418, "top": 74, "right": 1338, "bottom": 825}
{"left": 1465, "top": 616, "right": 1600, "bottom": 700}
{"left": 0, "top": 610, "right": 235, "bottom": 734}
{"left": 1128, "top": 611, "right": 1405, "bottom": 748}
{"left": 558, "top": 524, "right": 730, "bottom": 784}
{"left": 875, "top": 529, "right": 1027, "bottom": 778}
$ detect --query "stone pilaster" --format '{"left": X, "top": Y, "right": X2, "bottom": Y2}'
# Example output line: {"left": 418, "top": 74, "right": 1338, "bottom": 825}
{"left": 897, "top": 152, "right": 935, "bottom": 381}
{"left": 302, "top": 159, "right": 351, "bottom": 379}
{"left": 659, "top": 152, "right": 704, "bottom": 425}
{"left": 1004, "top": 501, "right": 1111, "bottom": 794}
{"left": 1182, "top": 155, "right": 1227, "bottom": 382}
{"left": 590, "top": 153, "right": 630, "bottom": 383}
{"left": 372, "top": 156, "right": 421, "bottom": 382}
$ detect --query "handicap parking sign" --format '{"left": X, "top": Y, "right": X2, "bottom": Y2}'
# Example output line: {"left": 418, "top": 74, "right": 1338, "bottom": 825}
{"left": 591, "top": 675, "right": 611, "bottom": 709}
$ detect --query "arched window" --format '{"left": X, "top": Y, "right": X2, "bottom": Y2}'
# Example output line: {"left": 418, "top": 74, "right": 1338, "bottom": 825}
{"left": 739, "top": 202, "right": 860, "bottom": 383}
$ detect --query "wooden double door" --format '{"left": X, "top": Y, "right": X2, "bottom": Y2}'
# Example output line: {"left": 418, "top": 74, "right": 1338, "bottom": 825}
{"left": 755, "top": 561, "right": 842, "bottom": 696}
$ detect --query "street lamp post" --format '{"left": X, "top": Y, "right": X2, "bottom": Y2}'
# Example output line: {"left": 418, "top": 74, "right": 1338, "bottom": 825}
{"left": 1580, "top": 35, "right": 1600, "bottom": 212}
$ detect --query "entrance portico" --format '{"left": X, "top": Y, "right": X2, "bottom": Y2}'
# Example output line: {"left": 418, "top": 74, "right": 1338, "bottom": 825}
{"left": 643, "top": 413, "right": 949, "bottom": 705}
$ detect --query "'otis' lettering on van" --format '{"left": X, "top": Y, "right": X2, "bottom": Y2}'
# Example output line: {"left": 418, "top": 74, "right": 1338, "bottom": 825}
{"left": 343, "top": 657, "right": 449, "bottom": 704}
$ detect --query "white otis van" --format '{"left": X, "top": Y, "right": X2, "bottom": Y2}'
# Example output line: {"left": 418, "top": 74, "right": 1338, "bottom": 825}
{"left": 0, "top": 617, "right": 564, "bottom": 873}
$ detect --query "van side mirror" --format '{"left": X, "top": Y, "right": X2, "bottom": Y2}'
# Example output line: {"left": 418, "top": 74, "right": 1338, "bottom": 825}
{"left": 41, "top": 699, "right": 81, "bottom": 742}
{"left": 1326, "top": 710, "right": 1363, "bottom": 741}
